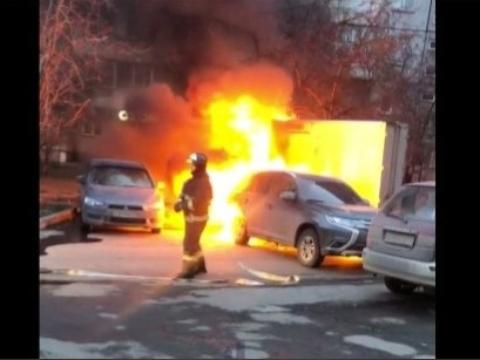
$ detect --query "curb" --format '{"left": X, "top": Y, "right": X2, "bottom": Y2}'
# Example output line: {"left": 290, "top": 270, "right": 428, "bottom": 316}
{"left": 39, "top": 207, "right": 77, "bottom": 230}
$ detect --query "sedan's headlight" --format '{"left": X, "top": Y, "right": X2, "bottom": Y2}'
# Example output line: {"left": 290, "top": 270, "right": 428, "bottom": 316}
{"left": 325, "top": 215, "right": 359, "bottom": 228}
{"left": 143, "top": 201, "right": 164, "bottom": 211}
{"left": 84, "top": 196, "right": 104, "bottom": 207}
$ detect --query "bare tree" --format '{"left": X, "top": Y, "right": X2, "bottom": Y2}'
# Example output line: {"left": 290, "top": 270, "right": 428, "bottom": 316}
{"left": 272, "top": 0, "right": 414, "bottom": 118}
{"left": 271, "top": 0, "right": 435, "bottom": 178}
{"left": 39, "top": 0, "right": 112, "bottom": 173}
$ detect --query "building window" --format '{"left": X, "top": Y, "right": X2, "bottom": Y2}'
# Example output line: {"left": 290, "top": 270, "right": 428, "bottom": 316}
{"left": 117, "top": 62, "right": 133, "bottom": 88}
{"left": 422, "top": 92, "right": 435, "bottom": 102}
{"left": 134, "top": 64, "right": 154, "bottom": 87}
{"left": 342, "top": 26, "right": 359, "bottom": 44}
{"left": 429, "top": 40, "right": 435, "bottom": 50}
{"left": 81, "top": 122, "right": 101, "bottom": 136}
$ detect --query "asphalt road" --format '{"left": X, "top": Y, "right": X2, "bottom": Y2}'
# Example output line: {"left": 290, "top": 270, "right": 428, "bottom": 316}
{"left": 39, "top": 218, "right": 435, "bottom": 359}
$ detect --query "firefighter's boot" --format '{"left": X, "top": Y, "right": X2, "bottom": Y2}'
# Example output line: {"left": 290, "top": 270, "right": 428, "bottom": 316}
{"left": 196, "top": 256, "right": 207, "bottom": 274}
{"left": 175, "top": 259, "right": 197, "bottom": 280}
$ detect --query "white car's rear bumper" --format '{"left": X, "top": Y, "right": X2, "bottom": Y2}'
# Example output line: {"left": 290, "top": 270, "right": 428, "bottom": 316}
{"left": 363, "top": 248, "right": 435, "bottom": 287}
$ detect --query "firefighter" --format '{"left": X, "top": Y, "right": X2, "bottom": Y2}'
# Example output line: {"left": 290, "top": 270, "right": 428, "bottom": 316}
{"left": 173, "top": 152, "right": 213, "bottom": 279}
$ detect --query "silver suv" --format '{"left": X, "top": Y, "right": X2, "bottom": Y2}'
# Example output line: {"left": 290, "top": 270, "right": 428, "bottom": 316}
{"left": 233, "top": 171, "right": 377, "bottom": 267}
{"left": 363, "top": 182, "right": 435, "bottom": 294}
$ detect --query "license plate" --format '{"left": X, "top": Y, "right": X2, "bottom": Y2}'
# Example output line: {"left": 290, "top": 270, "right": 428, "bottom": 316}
{"left": 111, "top": 210, "right": 142, "bottom": 218}
{"left": 383, "top": 231, "right": 415, "bottom": 247}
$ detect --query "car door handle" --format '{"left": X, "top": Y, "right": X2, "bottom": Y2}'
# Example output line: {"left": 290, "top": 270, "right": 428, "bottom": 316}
{"left": 384, "top": 226, "right": 417, "bottom": 235}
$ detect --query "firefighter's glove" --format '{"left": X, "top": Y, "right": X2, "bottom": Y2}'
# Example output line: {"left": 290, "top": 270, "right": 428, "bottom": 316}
{"left": 174, "top": 197, "right": 185, "bottom": 212}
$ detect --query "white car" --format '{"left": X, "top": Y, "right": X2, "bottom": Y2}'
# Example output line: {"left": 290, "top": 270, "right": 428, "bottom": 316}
{"left": 363, "top": 182, "right": 435, "bottom": 294}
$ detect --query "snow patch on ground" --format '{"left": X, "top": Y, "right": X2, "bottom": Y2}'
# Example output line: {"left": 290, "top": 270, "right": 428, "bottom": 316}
{"left": 191, "top": 325, "right": 211, "bottom": 332}
{"left": 344, "top": 335, "right": 417, "bottom": 357}
{"left": 50, "top": 283, "right": 118, "bottom": 297}
{"left": 40, "top": 230, "right": 65, "bottom": 240}
{"left": 413, "top": 355, "right": 435, "bottom": 359}
{"left": 253, "top": 305, "right": 288, "bottom": 313}
{"left": 370, "top": 317, "right": 406, "bottom": 325}
{"left": 243, "top": 348, "right": 269, "bottom": 358}
{"left": 226, "top": 322, "right": 268, "bottom": 332}
{"left": 234, "top": 331, "right": 277, "bottom": 342}
{"left": 157, "top": 284, "right": 387, "bottom": 312}
{"left": 250, "top": 312, "right": 312, "bottom": 325}
{"left": 40, "top": 337, "right": 173, "bottom": 359}
{"left": 244, "top": 341, "right": 262, "bottom": 348}
{"left": 98, "top": 313, "right": 119, "bottom": 320}
{"left": 142, "top": 299, "right": 161, "bottom": 306}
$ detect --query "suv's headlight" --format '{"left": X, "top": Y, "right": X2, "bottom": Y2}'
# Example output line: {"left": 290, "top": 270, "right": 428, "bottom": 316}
{"left": 84, "top": 196, "right": 104, "bottom": 207}
{"left": 325, "top": 215, "right": 358, "bottom": 228}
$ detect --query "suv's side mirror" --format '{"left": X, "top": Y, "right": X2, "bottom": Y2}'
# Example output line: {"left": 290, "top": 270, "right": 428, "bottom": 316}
{"left": 77, "top": 175, "right": 86, "bottom": 185}
{"left": 279, "top": 190, "right": 296, "bottom": 201}
{"left": 384, "top": 209, "right": 408, "bottom": 224}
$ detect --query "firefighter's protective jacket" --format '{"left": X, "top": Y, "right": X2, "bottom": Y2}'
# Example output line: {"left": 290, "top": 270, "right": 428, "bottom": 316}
{"left": 176, "top": 169, "right": 213, "bottom": 221}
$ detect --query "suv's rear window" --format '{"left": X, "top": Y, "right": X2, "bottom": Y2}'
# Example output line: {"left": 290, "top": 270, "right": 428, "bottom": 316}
{"left": 316, "top": 180, "right": 364, "bottom": 205}
{"left": 384, "top": 186, "right": 435, "bottom": 222}
{"left": 299, "top": 177, "right": 364, "bottom": 205}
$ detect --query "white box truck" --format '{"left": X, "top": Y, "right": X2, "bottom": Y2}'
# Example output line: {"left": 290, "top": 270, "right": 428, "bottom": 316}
{"left": 274, "top": 120, "right": 408, "bottom": 208}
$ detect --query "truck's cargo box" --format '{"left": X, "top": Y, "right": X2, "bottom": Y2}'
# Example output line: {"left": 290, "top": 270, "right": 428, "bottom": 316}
{"left": 274, "top": 120, "right": 408, "bottom": 207}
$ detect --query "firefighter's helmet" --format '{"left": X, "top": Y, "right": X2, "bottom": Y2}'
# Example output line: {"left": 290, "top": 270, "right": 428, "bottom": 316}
{"left": 187, "top": 152, "right": 208, "bottom": 167}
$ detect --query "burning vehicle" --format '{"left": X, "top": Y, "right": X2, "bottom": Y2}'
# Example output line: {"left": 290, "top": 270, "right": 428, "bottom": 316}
{"left": 233, "top": 170, "right": 377, "bottom": 267}
{"left": 85, "top": 64, "right": 408, "bottom": 250}
{"left": 78, "top": 158, "right": 165, "bottom": 233}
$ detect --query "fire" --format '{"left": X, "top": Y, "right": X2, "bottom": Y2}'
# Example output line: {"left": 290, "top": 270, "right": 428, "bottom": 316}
{"left": 170, "top": 95, "right": 295, "bottom": 244}
{"left": 283, "top": 120, "right": 386, "bottom": 206}
{"left": 167, "top": 95, "right": 386, "bottom": 246}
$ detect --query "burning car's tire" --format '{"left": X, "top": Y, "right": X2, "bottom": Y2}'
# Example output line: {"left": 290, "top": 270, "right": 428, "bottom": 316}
{"left": 80, "top": 221, "right": 92, "bottom": 234}
{"left": 384, "top": 277, "right": 417, "bottom": 295}
{"left": 151, "top": 228, "right": 161, "bottom": 234}
{"left": 296, "top": 228, "right": 324, "bottom": 267}
{"left": 234, "top": 217, "right": 250, "bottom": 246}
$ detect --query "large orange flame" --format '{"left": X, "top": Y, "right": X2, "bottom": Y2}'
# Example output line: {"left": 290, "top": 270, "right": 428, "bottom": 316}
{"left": 170, "top": 95, "right": 296, "bottom": 244}
{"left": 167, "top": 95, "right": 386, "bottom": 245}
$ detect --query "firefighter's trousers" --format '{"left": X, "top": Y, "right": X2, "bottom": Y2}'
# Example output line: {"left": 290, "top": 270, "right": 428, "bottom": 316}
{"left": 177, "top": 216, "right": 208, "bottom": 278}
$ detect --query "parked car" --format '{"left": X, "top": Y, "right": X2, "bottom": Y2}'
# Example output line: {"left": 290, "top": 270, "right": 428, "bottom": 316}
{"left": 78, "top": 158, "right": 165, "bottom": 233}
{"left": 233, "top": 170, "right": 377, "bottom": 267}
{"left": 363, "top": 182, "right": 435, "bottom": 294}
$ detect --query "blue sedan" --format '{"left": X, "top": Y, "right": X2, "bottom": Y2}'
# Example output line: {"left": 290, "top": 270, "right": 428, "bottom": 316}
{"left": 78, "top": 158, "right": 165, "bottom": 233}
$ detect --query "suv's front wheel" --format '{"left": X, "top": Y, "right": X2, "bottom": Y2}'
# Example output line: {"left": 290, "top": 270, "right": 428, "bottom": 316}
{"left": 296, "top": 228, "right": 324, "bottom": 267}
{"left": 234, "top": 217, "right": 249, "bottom": 246}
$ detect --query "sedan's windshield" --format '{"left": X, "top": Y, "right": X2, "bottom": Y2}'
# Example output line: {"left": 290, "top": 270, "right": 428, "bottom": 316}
{"left": 89, "top": 166, "right": 153, "bottom": 188}
{"left": 300, "top": 177, "right": 364, "bottom": 206}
